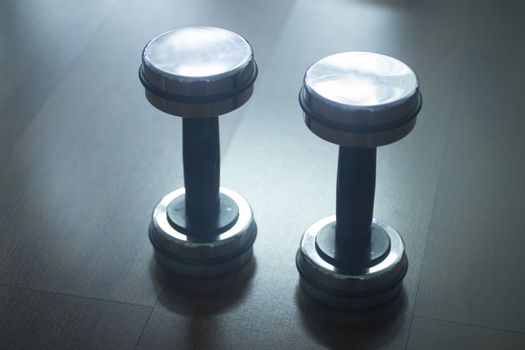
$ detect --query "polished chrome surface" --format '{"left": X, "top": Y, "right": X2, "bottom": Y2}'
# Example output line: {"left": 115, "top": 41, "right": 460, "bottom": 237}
{"left": 144, "top": 83, "right": 254, "bottom": 118}
{"left": 298, "top": 275, "right": 403, "bottom": 310}
{"left": 296, "top": 216, "right": 407, "bottom": 309}
{"left": 140, "top": 27, "right": 257, "bottom": 117}
{"left": 300, "top": 51, "right": 421, "bottom": 147}
{"left": 304, "top": 110, "right": 417, "bottom": 147}
{"left": 149, "top": 187, "right": 256, "bottom": 276}
{"left": 153, "top": 245, "right": 254, "bottom": 278}
{"left": 143, "top": 27, "right": 252, "bottom": 80}
{"left": 142, "top": 27, "right": 255, "bottom": 97}
{"left": 305, "top": 52, "right": 418, "bottom": 108}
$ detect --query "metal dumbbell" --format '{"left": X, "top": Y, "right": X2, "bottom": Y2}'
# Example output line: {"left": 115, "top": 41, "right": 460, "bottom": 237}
{"left": 139, "top": 27, "right": 257, "bottom": 276}
{"left": 296, "top": 52, "right": 422, "bottom": 309}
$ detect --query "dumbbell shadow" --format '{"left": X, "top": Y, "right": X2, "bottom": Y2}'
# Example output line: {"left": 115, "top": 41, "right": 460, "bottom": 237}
{"left": 150, "top": 255, "right": 257, "bottom": 316}
{"left": 295, "top": 284, "right": 407, "bottom": 349}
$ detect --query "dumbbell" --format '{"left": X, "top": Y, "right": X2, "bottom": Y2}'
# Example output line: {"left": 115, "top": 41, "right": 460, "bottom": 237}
{"left": 139, "top": 27, "right": 257, "bottom": 276}
{"left": 296, "top": 52, "right": 422, "bottom": 309}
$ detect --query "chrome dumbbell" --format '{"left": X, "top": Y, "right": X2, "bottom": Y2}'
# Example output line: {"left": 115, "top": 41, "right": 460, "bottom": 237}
{"left": 139, "top": 27, "right": 257, "bottom": 276}
{"left": 296, "top": 52, "right": 422, "bottom": 309}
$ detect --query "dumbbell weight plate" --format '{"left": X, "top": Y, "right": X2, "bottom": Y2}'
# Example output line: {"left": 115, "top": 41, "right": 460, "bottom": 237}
{"left": 140, "top": 26, "right": 258, "bottom": 117}
{"left": 150, "top": 187, "right": 257, "bottom": 277}
{"left": 300, "top": 51, "right": 421, "bottom": 147}
{"left": 296, "top": 216, "right": 407, "bottom": 309}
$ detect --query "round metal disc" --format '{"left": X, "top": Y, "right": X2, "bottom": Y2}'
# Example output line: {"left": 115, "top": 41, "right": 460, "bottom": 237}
{"left": 296, "top": 216, "right": 408, "bottom": 309}
{"left": 305, "top": 52, "right": 418, "bottom": 110}
{"left": 140, "top": 27, "right": 257, "bottom": 117}
{"left": 143, "top": 27, "right": 252, "bottom": 82}
{"left": 166, "top": 192, "right": 240, "bottom": 236}
{"left": 149, "top": 187, "right": 257, "bottom": 277}
{"left": 314, "top": 221, "right": 391, "bottom": 271}
{"left": 300, "top": 52, "right": 421, "bottom": 147}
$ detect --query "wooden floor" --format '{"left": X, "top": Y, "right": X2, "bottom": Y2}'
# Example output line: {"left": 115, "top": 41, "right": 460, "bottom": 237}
{"left": 1, "top": 0, "right": 524, "bottom": 348}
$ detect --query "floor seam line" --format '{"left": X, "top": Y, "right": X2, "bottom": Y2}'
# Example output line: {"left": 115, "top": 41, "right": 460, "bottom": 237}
{"left": 134, "top": 297, "right": 158, "bottom": 349}
{"left": 0, "top": 282, "right": 153, "bottom": 309}
{"left": 414, "top": 315, "right": 525, "bottom": 337}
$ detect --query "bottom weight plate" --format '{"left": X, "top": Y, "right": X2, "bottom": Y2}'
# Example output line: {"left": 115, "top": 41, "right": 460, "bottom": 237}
{"left": 149, "top": 187, "right": 257, "bottom": 277}
{"left": 296, "top": 216, "right": 408, "bottom": 309}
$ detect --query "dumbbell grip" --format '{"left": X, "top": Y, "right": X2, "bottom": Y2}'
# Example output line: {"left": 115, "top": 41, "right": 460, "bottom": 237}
{"left": 182, "top": 117, "right": 220, "bottom": 221}
{"left": 336, "top": 147, "right": 376, "bottom": 248}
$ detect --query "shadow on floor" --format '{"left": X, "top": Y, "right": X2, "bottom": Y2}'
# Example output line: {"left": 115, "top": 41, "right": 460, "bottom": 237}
{"left": 295, "top": 285, "right": 408, "bottom": 350}
{"left": 150, "top": 256, "right": 257, "bottom": 316}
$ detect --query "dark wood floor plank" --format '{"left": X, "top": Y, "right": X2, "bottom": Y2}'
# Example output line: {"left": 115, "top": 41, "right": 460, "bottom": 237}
{"left": 407, "top": 317, "right": 525, "bottom": 350}
{"left": 0, "top": 0, "right": 119, "bottom": 161}
{"left": 414, "top": 0, "right": 525, "bottom": 333}
{"left": 138, "top": 0, "right": 474, "bottom": 348}
{"left": 0, "top": 285, "right": 151, "bottom": 350}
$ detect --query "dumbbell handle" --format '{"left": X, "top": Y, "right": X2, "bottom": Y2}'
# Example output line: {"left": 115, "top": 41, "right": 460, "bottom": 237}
{"left": 336, "top": 147, "right": 376, "bottom": 249}
{"left": 182, "top": 117, "right": 220, "bottom": 221}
